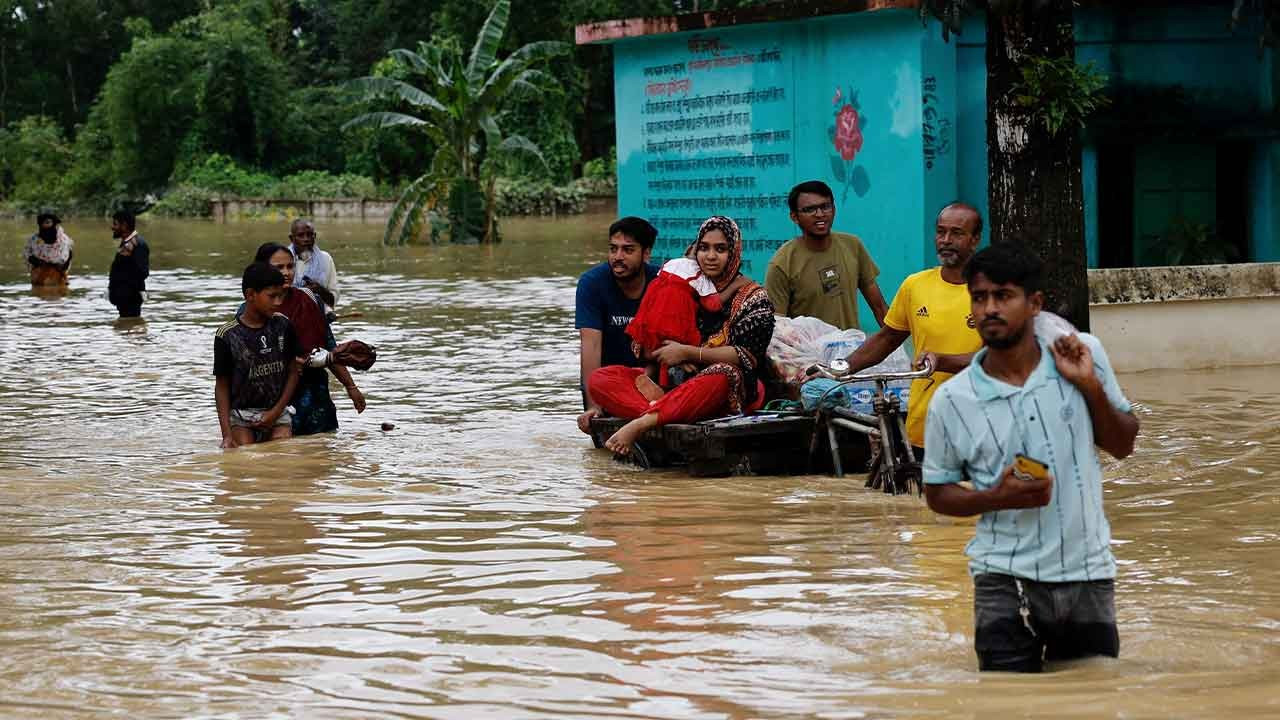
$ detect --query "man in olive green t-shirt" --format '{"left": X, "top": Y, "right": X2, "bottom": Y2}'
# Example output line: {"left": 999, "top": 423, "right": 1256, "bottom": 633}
{"left": 765, "top": 180, "right": 889, "bottom": 330}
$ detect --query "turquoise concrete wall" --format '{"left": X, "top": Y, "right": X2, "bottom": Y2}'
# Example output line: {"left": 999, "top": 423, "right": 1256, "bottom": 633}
{"left": 1083, "top": 146, "right": 1099, "bottom": 267}
{"left": 1074, "top": 7, "right": 1266, "bottom": 109}
{"left": 954, "top": 5, "right": 1278, "bottom": 265}
{"left": 613, "top": 2, "right": 1278, "bottom": 289}
{"left": 612, "top": 10, "right": 957, "bottom": 325}
{"left": 1252, "top": 143, "right": 1280, "bottom": 262}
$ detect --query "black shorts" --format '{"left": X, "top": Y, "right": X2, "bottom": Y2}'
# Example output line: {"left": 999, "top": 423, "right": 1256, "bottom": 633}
{"left": 973, "top": 572, "right": 1119, "bottom": 673}
{"left": 114, "top": 296, "right": 143, "bottom": 317}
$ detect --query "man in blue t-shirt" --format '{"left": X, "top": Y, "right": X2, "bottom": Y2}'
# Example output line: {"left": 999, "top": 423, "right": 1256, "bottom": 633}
{"left": 575, "top": 216, "right": 660, "bottom": 434}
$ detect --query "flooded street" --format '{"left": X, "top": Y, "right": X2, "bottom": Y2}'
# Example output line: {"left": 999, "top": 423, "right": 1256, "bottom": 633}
{"left": 1, "top": 215, "right": 1277, "bottom": 718}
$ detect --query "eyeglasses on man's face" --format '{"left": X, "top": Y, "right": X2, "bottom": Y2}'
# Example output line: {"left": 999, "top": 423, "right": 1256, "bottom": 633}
{"left": 798, "top": 202, "right": 834, "bottom": 217}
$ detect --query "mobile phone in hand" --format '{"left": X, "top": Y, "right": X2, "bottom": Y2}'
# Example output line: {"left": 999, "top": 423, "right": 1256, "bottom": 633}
{"left": 1014, "top": 454, "right": 1050, "bottom": 482}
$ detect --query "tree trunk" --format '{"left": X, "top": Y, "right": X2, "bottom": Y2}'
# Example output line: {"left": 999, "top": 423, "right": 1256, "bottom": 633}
{"left": 66, "top": 58, "right": 78, "bottom": 115}
{"left": 2, "top": 42, "right": 7, "bottom": 128}
{"left": 483, "top": 173, "right": 498, "bottom": 244}
{"left": 985, "top": 1, "right": 1090, "bottom": 330}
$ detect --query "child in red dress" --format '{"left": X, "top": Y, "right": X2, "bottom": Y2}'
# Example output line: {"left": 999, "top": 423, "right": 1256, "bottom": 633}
{"left": 626, "top": 230, "right": 745, "bottom": 388}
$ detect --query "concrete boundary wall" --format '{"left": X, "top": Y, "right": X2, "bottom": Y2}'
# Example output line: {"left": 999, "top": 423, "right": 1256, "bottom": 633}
{"left": 210, "top": 196, "right": 620, "bottom": 221}
{"left": 210, "top": 199, "right": 396, "bottom": 222}
{"left": 1088, "top": 263, "right": 1280, "bottom": 371}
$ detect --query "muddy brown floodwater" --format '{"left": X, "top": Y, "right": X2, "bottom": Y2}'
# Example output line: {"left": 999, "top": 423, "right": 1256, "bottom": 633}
{"left": 0, "top": 215, "right": 1277, "bottom": 718}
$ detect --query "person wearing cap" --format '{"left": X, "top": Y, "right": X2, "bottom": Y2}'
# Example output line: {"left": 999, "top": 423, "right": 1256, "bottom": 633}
{"left": 25, "top": 211, "right": 74, "bottom": 286}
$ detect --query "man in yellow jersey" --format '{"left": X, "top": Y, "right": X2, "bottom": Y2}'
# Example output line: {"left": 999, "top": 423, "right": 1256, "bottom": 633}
{"left": 843, "top": 202, "right": 984, "bottom": 457}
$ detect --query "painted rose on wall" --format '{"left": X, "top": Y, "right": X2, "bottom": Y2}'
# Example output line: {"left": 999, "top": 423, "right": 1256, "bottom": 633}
{"left": 834, "top": 104, "right": 862, "bottom": 161}
{"left": 828, "top": 85, "right": 871, "bottom": 201}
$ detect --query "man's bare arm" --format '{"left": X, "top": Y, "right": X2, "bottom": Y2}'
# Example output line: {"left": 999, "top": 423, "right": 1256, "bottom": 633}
{"left": 576, "top": 329, "right": 607, "bottom": 434}
{"left": 916, "top": 351, "right": 977, "bottom": 375}
{"left": 844, "top": 326, "right": 910, "bottom": 373}
{"left": 330, "top": 364, "right": 366, "bottom": 413}
{"left": 925, "top": 465, "right": 1053, "bottom": 517}
{"left": 1080, "top": 380, "right": 1139, "bottom": 459}
{"left": 860, "top": 281, "right": 890, "bottom": 329}
{"left": 579, "top": 328, "right": 603, "bottom": 407}
{"left": 215, "top": 376, "right": 235, "bottom": 445}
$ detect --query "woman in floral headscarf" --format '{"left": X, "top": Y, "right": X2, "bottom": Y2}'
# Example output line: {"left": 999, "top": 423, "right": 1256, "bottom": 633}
{"left": 25, "top": 211, "right": 74, "bottom": 286}
{"left": 587, "top": 215, "right": 776, "bottom": 457}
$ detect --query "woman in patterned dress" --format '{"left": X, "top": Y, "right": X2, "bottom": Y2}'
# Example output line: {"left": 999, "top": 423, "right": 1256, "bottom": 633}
{"left": 586, "top": 215, "right": 776, "bottom": 456}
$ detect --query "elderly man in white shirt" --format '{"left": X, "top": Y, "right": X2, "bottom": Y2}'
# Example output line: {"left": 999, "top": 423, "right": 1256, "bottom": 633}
{"left": 289, "top": 218, "right": 339, "bottom": 312}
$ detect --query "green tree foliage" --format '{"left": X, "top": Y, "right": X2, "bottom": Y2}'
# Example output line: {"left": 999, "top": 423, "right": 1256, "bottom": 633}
{"left": 95, "top": 33, "right": 202, "bottom": 190}
{"left": 91, "top": 5, "right": 293, "bottom": 192}
{"left": 186, "top": 8, "right": 290, "bottom": 169}
{"left": 345, "top": 0, "right": 569, "bottom": 244}
{"left": 2, "top": 0, "right": 783, "bottom": 215}
{"left": 1012, "top": 55, "right": 1109, "bottom": 136}
{"left": 0, "top": 0, "right": 204, "bottom": 130}
{"left": 0, "top": 115, "right": 73, "bottom": 209}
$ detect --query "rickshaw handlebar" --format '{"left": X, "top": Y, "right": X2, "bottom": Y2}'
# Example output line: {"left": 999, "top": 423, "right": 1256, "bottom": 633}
{"left": 806, "top": 357, "right": 934, "bottom": 383}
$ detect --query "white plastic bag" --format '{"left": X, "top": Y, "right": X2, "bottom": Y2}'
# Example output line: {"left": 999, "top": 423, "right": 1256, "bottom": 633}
{"left": 815, "top": 329, "right": 867, "bottom": 366}
{"left": 767, "top": 316, "right": 913, "bottom": 387}
{"left": 767, "top": 315, "right": 842, "bottom": 384}
{"left": 1034, "top": 311, "right": 1077, "bottom": 344}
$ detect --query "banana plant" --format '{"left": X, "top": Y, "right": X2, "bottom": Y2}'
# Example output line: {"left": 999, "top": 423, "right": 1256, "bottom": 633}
{"left": 344, "top": 0, "right": 568, "bottom": 244}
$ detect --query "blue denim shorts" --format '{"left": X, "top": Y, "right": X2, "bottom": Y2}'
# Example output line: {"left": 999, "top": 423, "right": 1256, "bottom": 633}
{"left": 974, "top": 572, "right": 1119, "bottom": 672}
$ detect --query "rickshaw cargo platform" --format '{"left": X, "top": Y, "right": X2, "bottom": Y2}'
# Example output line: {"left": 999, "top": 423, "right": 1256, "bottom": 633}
{"left": 589, "top": 412, "right": 870, "bottom": 478}
{"left": 588, "top": 358, "right": 933, "bottom": 492}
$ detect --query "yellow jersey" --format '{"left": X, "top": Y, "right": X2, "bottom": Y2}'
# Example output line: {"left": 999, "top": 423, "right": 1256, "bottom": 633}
{"left": 882, "top": 267, "right": 982, "bottom": 447}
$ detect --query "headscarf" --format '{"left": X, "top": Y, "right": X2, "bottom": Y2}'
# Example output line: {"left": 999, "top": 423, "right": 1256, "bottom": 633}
{"left": 26, "top": 226, "right": 73, "bottom": 265}
{"left": 686, "top": 215, "right": 742, "bottom": 292}
{"left": 683, "top": 215, "right": 775, "bottom": 412}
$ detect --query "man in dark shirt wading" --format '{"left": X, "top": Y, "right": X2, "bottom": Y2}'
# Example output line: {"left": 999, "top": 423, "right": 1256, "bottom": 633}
{"left": 108, "top": 210, "right": 150, "bottom": 318}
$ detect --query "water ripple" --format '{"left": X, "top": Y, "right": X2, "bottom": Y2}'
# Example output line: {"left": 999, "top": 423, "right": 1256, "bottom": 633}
{"left": 0, "top": 219, "right": 1277, "bottom": 717}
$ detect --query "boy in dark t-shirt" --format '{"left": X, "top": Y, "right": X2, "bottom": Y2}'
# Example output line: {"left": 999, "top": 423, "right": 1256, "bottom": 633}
{"left": 214, "top": 262, "right": 304, "bottom": 448}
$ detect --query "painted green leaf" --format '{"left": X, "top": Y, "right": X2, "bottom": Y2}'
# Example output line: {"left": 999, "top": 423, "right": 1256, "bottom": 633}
{"left": 827, "top": 124, "right": 836, "bottom": 142}
{"left": 830, "top": 156, "right": 847, "bottom": 183}
{"left": 851, "top": 165, "right": 870, "bottom": 197}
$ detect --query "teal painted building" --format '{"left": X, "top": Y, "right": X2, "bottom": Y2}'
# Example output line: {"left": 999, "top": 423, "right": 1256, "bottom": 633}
{"left": 579, "top": 1, "right": 1279, "bottom": 325}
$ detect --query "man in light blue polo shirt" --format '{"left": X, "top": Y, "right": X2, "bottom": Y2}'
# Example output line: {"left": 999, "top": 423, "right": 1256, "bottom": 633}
{"left": 923, "top": 244, "right": 1139, "bottom": 673}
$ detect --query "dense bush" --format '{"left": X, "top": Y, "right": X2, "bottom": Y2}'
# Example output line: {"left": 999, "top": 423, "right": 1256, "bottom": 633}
{"left": 0, "top": 116, "right": 74, "bottom": 211}
{"left": 151, "top": 155, "right": 395, "bottom": 217}
{"left": 579, "top": 146, "right": 617, "bottom": 195}
{"left": 177, "top": 154, "right": 276, "bottom": 196}
{"left": 274, "top": 171, "right": 381, "bottom": 199}
{"left": 151, "top": 184, "right": 217, "bottom": 217}
{"left": 494, "top": 178, "right": 586, "bottom": 216}
{"left": 574, "top": 176, "right": 616, "bottom": 196}
{"left": 60, "top": 108, "right": 128, "bottom": 212}
{"left": 582, "top": 146, "right": 616, "bottom": 182}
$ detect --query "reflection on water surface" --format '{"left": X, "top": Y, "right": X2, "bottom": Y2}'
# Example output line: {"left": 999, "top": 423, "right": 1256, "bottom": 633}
{"left": 0, "top": 216, "right": 1277, "bottom": 718}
